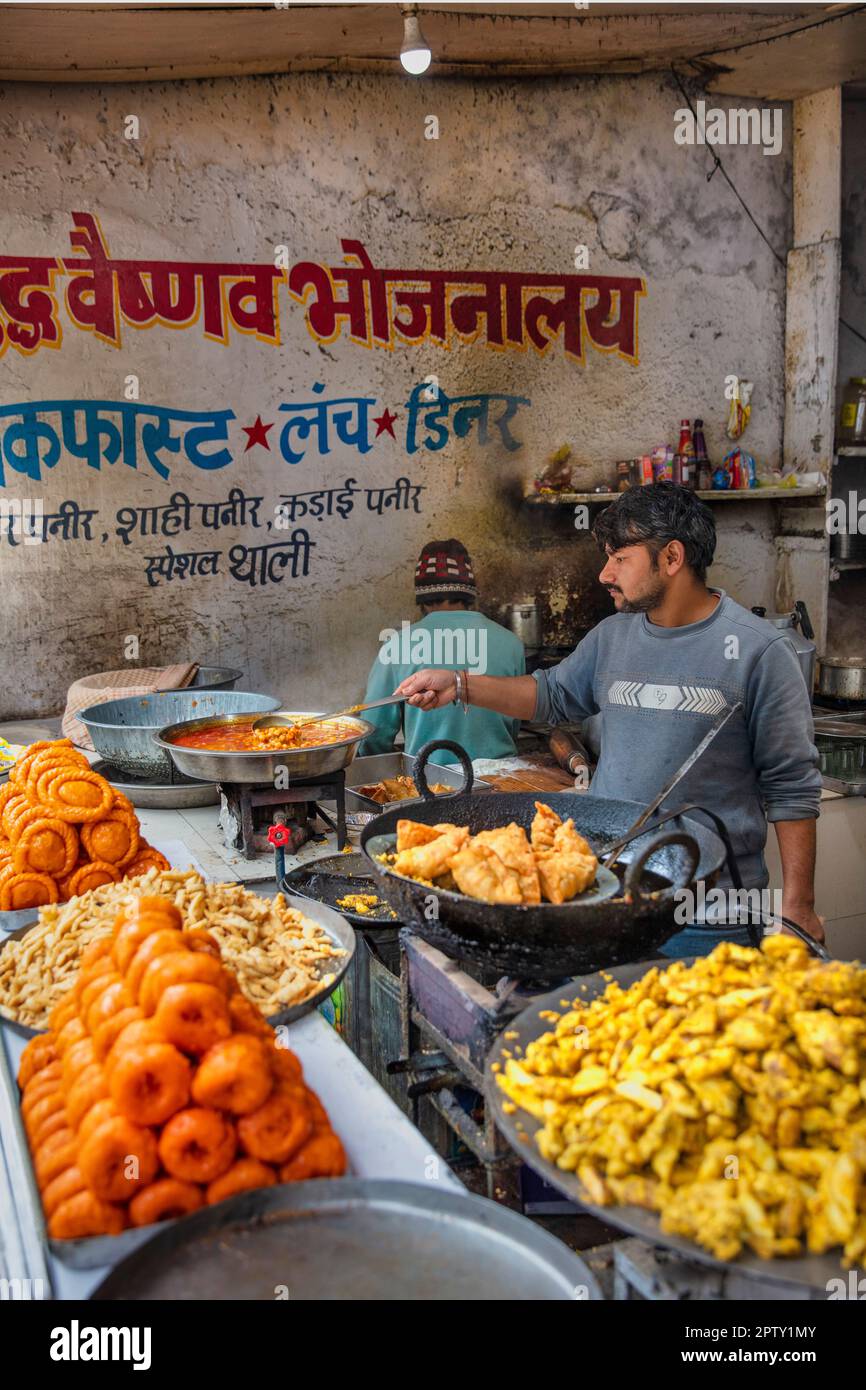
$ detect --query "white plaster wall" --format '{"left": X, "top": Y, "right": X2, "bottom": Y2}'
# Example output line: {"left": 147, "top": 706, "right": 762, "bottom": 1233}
{"left": 0, "top": 72, "right": 792, "bottom": 718}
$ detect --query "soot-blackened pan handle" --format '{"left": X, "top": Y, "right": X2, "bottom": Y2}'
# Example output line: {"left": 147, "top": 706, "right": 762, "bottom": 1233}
{"left": 769, "top": 915, "right": 831, "bottom": 961}
{"left": 623, "top": 831, "right": 700, "bottom": 903}
{"left": 413, "top": 740, "right": 474, "bottom": 801}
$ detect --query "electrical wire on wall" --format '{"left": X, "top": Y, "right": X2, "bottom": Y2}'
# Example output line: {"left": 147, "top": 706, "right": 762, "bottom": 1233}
{"left": 671, "top": 67, "right": 866, "bottom": 349}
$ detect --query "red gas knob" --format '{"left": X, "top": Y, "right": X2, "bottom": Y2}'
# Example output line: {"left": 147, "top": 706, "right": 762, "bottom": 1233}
{"left": 268, "top": 824, "right": 291, "bottom": 848}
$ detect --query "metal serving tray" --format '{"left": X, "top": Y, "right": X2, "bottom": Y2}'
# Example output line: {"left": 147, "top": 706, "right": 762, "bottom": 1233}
{"left": 486, "top": 960, "right": 865, "bottom": 1292}
{"left": 0, "top": 894, "right": 357, "bottom": 1270}
{"left": 92, "top": 1178, "right": 599, "bottom": 1300}
{"left": 345, "top": 751, "right": 492, "bottom": 811}
{"left": 0, "top": 893, "right": 355, "bottom": 1040}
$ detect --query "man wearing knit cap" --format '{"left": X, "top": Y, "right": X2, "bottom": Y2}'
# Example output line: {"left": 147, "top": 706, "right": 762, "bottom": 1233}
{"left": 358, "top": 539, "right": 525, "bottom": 767}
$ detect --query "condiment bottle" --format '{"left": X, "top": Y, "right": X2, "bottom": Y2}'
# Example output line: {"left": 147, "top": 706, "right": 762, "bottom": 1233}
{"left": 616, "top": 460, "right": 631, "bottom": 492}
{"left": 839, "top": 378, "right": 866, "bottom": 445}
{"left": 678, "top": 420, "right": 695, "bottom": 462}
{"left": 641, "top": 455, "right": 654, "bottom": 485}
{"left": 693, "top": 419, "right": 711, "bottom": 490}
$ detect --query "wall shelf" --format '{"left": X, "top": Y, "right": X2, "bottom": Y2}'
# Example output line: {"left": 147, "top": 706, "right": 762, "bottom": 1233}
{"left": 524, "top": 486, "right": 827, "bottom": 506}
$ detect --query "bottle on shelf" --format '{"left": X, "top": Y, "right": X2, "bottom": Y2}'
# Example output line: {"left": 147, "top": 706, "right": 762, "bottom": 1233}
{"left": 678, "top": 419, "right": 695, "bottom": 462}
{"left": 839, "top": 378, "right": 866, "bottom": 446}
{"left": 693, "top": 418, "right": 712, "bottom": 490}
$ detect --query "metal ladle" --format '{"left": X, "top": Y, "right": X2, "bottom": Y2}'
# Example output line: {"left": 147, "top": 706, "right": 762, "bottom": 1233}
{"left": 252, "top": 694, "right": 405, "bottom": 733}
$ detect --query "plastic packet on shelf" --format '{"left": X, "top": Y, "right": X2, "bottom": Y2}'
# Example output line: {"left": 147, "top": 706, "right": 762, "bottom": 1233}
{"left": 726, "top": 380, "right": 753, "bottom": 440}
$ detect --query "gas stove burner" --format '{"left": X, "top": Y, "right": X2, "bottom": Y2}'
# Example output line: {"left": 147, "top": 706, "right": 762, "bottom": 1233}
{"left": 218, "top": 768, "right": 347, "bottom": 860}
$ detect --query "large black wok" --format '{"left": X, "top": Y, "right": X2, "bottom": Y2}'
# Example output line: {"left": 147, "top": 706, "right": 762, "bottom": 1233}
{"left": 360, "top": 741, "right": 730, "bottom": 978}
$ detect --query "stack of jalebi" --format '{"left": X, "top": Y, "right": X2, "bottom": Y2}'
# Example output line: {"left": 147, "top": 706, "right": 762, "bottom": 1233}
{"left": 19, "top": 893, "right": 346, "bottom": 1239}
{"left": 0, "top": 740, "right": 169, "bottom": 911}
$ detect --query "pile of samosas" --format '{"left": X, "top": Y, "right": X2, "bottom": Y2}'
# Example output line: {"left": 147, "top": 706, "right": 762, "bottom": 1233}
{"left": 389, "top": 801, "right": 598, "bottom": 905}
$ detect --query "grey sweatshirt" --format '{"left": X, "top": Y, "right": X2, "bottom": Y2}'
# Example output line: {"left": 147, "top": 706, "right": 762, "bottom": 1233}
{"left": 533, "top": 590, "right": 821, "bottom": 890}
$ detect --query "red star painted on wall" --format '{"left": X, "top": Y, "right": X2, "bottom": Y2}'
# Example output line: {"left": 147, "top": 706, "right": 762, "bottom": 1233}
{"left": 373, "top": 408, "right": 398, "bottom": 439}
{"left": 242, "top": 415, "right": 274, "bottom": 451}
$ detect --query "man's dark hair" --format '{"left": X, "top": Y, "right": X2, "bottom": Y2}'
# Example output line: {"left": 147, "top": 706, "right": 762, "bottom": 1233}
{"left": 592, "top": 482, "right": 716, "bottom": 582}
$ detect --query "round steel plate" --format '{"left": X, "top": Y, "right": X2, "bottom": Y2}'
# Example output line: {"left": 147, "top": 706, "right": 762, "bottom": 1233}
{"left": 0, "top": 893, "right": 355, "bottom": 1040}
{"left": 486, "top": 959, "right": 863, "bottom": 1291}
{"left": 0, "top": 916, "right": 43, "bottom": 1038}
{"left": 90, "top": 759, "right": 220, "bottom": 810}
{"left": 92, "top": 1178, "right": 601, "bottom": 1300}
{"left": 264, "top": 892, "right": 356, "bottom": 1027}
{"left": 283, "top": 853, "right": 400, "bottom": 927}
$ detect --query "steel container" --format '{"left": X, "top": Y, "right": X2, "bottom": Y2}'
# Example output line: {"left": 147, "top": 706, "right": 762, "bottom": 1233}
{"left": 816, "top": 656, "right": 866, "bottom": 703}
{"left": 79, "top": 690, "right": 280, "bottom": 780}
{"left": 186, "top": 666, "right": 244, "bottom": 690}
{"left": 156, "top": 710, "right": 373, "bottom": 785}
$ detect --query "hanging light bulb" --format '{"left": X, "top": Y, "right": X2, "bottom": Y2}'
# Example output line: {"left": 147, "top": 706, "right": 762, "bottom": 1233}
{"left": 400, "top": 4, "right": 432, "bottom": 75}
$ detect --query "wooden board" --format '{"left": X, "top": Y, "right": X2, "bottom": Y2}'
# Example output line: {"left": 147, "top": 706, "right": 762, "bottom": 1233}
{"left": 0, "top": 3, "right": 852, "bottom": 95}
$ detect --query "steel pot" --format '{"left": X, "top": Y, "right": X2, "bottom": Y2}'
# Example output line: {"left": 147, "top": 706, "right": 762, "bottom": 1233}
{"left": 79, "top": 690, "right": 280, "bottom": 780}
{"left": 751, "top": 601, "right": 816, "bottom": 694}
{"left": 156, "top": 710, "right": 373, "bottom": 784}
{"left": 504, "top": 600, "right": 542, "bottom": 650}
{"left": 816, "top": 657, "right": 866, "bottom": 703}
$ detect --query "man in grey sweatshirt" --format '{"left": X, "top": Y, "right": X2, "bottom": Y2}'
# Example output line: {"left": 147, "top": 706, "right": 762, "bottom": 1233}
{"left": 397, "top": 482, "right": 823, "bottom": 949}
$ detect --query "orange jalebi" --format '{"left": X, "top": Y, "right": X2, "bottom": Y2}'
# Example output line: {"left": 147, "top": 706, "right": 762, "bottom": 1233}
{"left": 0, "top": 870, "right": 60, "bottom": 911}
{"left": 80, "top": 809, "right": 140, "bottom": 868}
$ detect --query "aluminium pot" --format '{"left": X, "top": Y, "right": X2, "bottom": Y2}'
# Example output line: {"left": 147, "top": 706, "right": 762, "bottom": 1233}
{"left": 79, "top": 690, "right": 280, "bottom": 780}
{"left": 816, "top": 657, "right": 866, "bottom": 704}
{"left": 156, "top": 710, "right": 373, "bottom": 784}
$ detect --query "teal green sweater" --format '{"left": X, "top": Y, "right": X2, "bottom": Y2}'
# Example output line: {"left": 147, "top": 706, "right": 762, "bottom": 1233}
{"left": 358, "top": 611, "right": 525, "bottom": 766}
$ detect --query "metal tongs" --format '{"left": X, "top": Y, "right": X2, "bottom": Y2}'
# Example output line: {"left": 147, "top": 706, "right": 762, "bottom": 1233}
{"left": 603, "top": 701, "right": 744, "bottom": 870}
{"left": 252, "top": 693, "right": 405, "bottom": 733}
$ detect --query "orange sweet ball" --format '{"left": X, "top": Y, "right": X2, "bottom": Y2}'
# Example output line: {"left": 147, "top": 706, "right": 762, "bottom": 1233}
{"left": 18, "top": 893, "right": 344, "bottom": 1239}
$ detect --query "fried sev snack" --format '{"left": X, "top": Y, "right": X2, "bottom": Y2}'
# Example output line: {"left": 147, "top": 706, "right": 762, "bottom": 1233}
{"left": 496, "top": 936, "right": 866, "bottom": 1268}
{"left": 0, "top": 868, "right": 344, "bottom": 1028}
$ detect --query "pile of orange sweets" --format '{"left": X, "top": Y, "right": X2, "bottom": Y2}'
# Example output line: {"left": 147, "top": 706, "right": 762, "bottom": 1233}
{"left": 18, "top": 893, "right": 345, "bottom": 1239}
{"left": 0, "top": 739, "right": 169, "bottom": 911}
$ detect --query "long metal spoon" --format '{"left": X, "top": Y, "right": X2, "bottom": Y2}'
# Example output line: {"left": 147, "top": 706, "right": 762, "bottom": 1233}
{"left": 603, "top": 700, "right": 743, "bottom": 869}
{"left": 252, "top": 693, "right": 405, "bottom": 733}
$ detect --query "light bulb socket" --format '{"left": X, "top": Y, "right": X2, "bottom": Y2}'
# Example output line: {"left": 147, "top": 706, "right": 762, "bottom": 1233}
{"left": 400, "top": 5, "right": 431, "bottom": 73}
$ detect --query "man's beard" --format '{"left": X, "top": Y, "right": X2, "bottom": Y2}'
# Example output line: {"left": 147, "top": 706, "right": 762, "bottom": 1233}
{"left": 606, "top": 577, "right": 666, "bottom": 614}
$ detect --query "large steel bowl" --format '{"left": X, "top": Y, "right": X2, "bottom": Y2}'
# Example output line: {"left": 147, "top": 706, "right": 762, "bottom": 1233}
{"left": 156, "top": 710, "right": 374, "bottom": 784}
{"left": 187, "top": 666, "right": 244, "bottom": 691}
{"left": 79, "top": 691, "right": 280, "bottom": 780}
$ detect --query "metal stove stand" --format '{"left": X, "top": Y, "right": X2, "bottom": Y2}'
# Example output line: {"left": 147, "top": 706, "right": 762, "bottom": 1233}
{"left": 219, "top": 768, "right": 348, "bottom": 859}
{"left": 388, "top": 931, "right": 551, "bottom": 1198}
